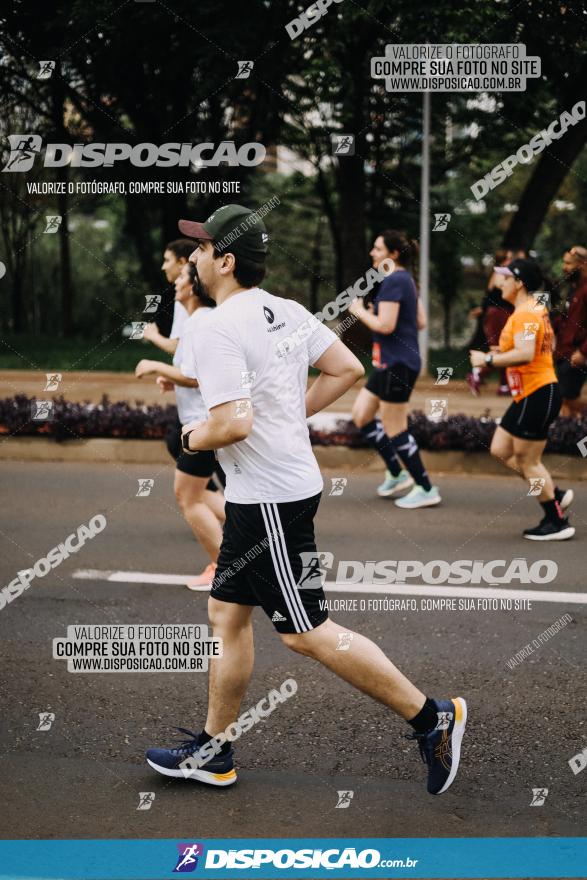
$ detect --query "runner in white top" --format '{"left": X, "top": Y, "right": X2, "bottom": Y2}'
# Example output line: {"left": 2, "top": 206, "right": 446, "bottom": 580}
{"left": 182, "top": 289, "right": 333, "bottom": 504}
{"left": 146, "top": 204, "right": 467, "bottom": 799}
{"left": 135, "top": 262, "right": 225, "bottom": 589}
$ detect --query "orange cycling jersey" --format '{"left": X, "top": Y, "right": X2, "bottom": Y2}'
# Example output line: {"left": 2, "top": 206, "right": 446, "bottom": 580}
{"left": 498, "top": 306, "right": 557, "bottom": 400}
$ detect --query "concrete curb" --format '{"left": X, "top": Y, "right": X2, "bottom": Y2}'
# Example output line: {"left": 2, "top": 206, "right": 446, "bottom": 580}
{"left": 2, "top": 436, "right": 586, "bottom": 480}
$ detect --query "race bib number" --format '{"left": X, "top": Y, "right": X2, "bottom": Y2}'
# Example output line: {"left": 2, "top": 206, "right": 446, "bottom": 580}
{"left": 507, "top": 369, "right": 523, "bottom": 397}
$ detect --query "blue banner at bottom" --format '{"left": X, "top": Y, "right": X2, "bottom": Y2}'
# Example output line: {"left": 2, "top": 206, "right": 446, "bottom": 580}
{"left": 0, "top": 838, "right": 584, "bottom": 879}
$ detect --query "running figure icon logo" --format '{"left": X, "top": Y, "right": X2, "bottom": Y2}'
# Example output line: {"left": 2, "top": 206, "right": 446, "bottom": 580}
{"left": 297, "top": 551, "right": 334, "bottom": 589}
{"left": 528, "top": 478, "right": 546, "bottom": 496}
{"left": 530, "top": 788, "right": 548, "bottom": 806}
{"left": 36, "top": 712, "right": 55, "bottom": 731}
{"left": 144, "top": 294, "right": 162, "bottom": 313}
{"left": 236, "top": 60, "right": 254, "bottom": 79}
{"left": 331, "top": 134, "right": 355, "bottom": 156}
{"left": 136, "top": 479, "right": 155, "bottom": 497}
{"left": 173, "top": 843, "right": 204, "bottom": 873}
{"left": 436, "top": 711, "right": 453, "bottom": 731}
{"left": 37, "top": 60, "right": 55, "bottom": 79}
{"left": 335, "top": 790, "right": 354, "bottom": 809}
{"left": 329, "top": 477, "right": 347, "bottom": 496}
{"left": 44, "top": 373, "right": 62, "bottom": 391}
{"left": 336, "top": 632, "right": 354, "bottom": 651}
{"left": 44, "top": 215, "right": 62, "bottom": 233}
{"left": 2, "top": 135, "right": 42, "bottom": 172}
{"left": 136, "top": 791, "right": 155, "bottom": 810}
{"left": 432, "top": 213, "right": 451, "bottom": 232}
{"left": 435, "top": 367, "right": 453, "bottom": 385}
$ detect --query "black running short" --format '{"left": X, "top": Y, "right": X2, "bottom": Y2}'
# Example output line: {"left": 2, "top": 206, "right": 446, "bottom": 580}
{"left": 366, "top": 363, "right": 419, "bottom": 403}
{"left": 500, "top": 382, "right": 562, "bottom": 441}
{"left": 165, "top": 424, "right": 223, "bottom": 482}
{"left": 556, "top": 359, "right": 587, "bottom": 401}
{"left": 211, "top": 493, "right": 328, "bottom": 634}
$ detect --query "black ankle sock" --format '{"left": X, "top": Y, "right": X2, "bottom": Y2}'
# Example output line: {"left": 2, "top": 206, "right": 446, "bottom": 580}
{"left": 390, "top": 430, "right": 432, "bottom": 492}
{"left": 540, "top": 499, "right": 564, "bottom": 523}
{"left": 198, "top": 729, "right": 231, "bottom": 755}
{"left": 360, "top": 419, "right": 401, "bottom": 476}
{"left": 408, "top": 697, "right": 438, "bottom": 733}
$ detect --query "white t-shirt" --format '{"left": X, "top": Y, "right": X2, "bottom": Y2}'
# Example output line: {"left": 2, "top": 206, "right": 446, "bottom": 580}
{"left": 170, "top": 300, "right": 189, "bottom": 339}
{"left": 173, "top": 307, "right": 212, "bottom": 426}
{"left": 183, "top": 288, "right": 337, "bottom": 504}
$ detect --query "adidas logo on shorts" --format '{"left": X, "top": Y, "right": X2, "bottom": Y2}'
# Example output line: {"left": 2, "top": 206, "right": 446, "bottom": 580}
{"left": 271, "top": 610, "right": 287, "bottom": 622}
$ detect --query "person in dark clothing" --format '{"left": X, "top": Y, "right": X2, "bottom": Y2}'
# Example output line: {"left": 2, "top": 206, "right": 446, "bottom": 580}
{"left": 554, "top": 246, "right": 587, "bottom": 418}
{"left": 467, "top": 249, "right": 514, "bottom": 396}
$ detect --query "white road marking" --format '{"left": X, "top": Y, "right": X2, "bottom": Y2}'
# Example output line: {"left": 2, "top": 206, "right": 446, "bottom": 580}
{"left": 72, "top": 570, "right": 587, "bottom": 604}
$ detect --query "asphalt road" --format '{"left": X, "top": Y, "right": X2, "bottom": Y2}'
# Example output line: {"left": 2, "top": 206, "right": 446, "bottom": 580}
{"left": 0, "top": 461, "right": 585, "bottom": 841}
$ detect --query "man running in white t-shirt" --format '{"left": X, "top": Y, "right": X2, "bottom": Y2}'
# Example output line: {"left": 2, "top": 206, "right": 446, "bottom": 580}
{"left": 145, "top": 205, "right": 467, "bottom": 796}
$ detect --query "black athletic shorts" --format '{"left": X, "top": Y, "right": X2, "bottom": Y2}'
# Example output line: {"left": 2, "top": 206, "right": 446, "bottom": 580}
{"left": 211, "top": 493, "right": 328, "bottom": 635}
{"left": 165, "top": 424, "right": 222, "bottom": 481}
{"left": 366, "top": 363, "right": 419, "bottom": 403}
{"left": 556, "top": 358, "right": 587, "bottom": 401}
{"left": 500, "top": 382, "right": 562, "bottom": 441}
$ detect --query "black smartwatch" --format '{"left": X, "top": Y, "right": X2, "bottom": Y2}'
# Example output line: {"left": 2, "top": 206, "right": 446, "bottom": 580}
{"left": 485, "top": 353, "right": 494, "bottom": 367}
{"left": 182, "top": 430, "right": 199, "bottom": 455}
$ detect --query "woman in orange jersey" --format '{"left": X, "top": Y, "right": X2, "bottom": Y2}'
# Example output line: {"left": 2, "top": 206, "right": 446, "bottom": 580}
{"left": 470, "top": 259, "right": 575, "bottom": 541}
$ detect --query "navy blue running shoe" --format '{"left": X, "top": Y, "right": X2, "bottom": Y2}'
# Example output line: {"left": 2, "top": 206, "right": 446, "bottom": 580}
{"left": 145, "top": 727, "right": 237, "bottom": 787}
{"left": 407, "top": 697, "right": 467, "bottom": 795}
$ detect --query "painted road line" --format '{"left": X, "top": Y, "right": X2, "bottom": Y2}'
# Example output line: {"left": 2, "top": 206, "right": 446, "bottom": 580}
{"left": 72, "top": 570, "right": 587, "bottom": 604}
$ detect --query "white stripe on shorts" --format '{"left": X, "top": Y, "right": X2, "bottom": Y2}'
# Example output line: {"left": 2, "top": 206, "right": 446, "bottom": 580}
{"left": 260, "top": 503, "right": 311, "bottom": 633}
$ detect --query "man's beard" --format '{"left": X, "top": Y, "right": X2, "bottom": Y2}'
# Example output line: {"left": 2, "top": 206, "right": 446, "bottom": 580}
{"left": 192, "top": 265, "right": 212, "bottom": 300}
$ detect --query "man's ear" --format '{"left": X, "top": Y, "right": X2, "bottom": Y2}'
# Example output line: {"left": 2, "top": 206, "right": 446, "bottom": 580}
{"left": 218, "top": 251, "right": 236, "bottom": 276}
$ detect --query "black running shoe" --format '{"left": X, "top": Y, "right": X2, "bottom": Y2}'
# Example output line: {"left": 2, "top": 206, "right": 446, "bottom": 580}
{"left": 523, "top": 516, "right": 575, "bottom": 541}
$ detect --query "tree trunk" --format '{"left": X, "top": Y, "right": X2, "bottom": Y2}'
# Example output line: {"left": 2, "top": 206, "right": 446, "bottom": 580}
{"left": 503, "top": 116, "right": 587, "bottom": 251}
{"left": 337, "top": 155, "right": 371, "bottom": 354}
{"left": 57, "top": 168, "right": 73, "bottom": 336}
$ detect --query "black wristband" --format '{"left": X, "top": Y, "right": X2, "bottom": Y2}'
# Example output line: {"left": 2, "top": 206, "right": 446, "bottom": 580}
{"left": 485, "top": 353, "right": 493, "bottom": 367}
{"left": 182, "top": 430, "right": 199, "bottom": 455}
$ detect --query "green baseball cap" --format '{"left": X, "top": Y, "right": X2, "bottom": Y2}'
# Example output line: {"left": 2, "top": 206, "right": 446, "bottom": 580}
{"left": 178, "top": 204, "right": 269, "bottom": 262}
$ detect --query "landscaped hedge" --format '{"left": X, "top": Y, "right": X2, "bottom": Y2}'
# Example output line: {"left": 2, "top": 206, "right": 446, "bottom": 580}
{"left": 1, "top": 395, "right": 586, "bottom": 456}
